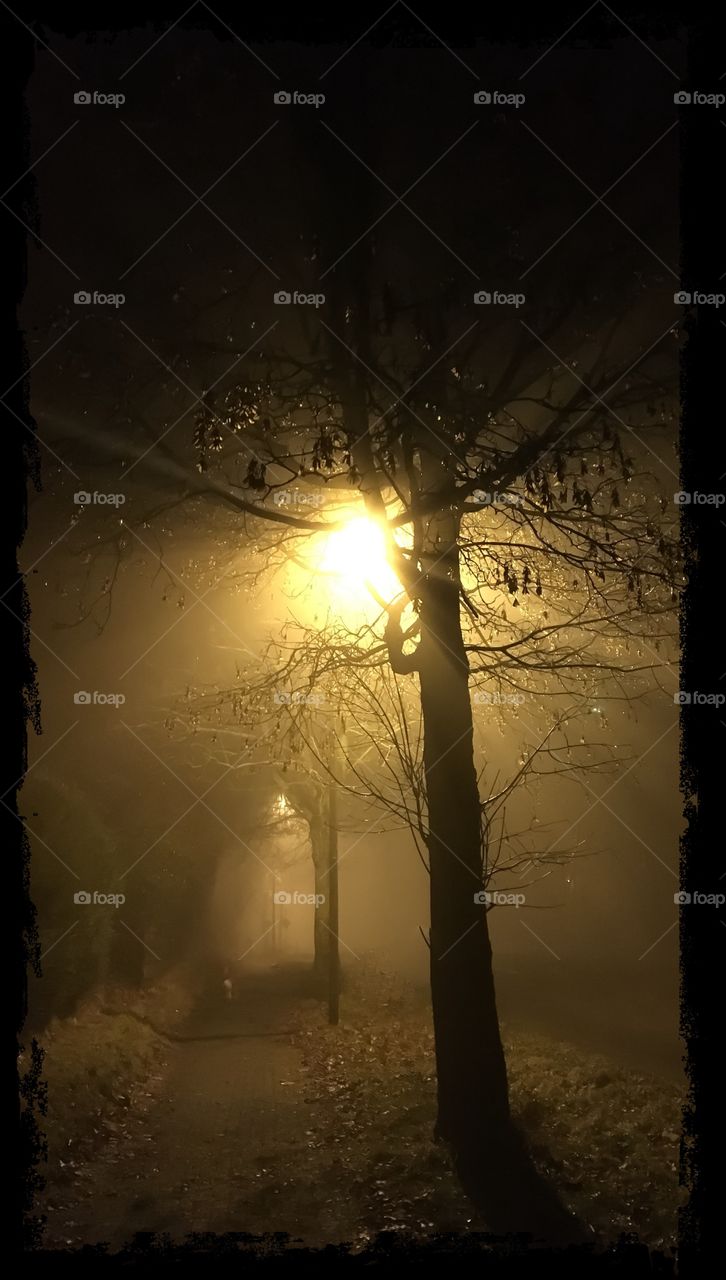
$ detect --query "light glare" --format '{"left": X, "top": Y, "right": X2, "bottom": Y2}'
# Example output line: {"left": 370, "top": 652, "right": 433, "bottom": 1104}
{"left": 320, "top": 517, "right": 403, "bottom": 604}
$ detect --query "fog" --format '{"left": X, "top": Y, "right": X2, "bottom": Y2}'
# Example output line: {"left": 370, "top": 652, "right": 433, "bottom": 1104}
{"left": 23, "top": 493, "right": 682, "bottom": 1082}
{"left": 16, "top": 16, "right": 687, "bottom": 1255}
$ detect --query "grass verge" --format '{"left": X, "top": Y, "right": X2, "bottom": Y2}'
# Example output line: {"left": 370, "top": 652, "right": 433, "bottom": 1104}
{"left": 292, "top": 963, "right": 684, "bottom": 1252}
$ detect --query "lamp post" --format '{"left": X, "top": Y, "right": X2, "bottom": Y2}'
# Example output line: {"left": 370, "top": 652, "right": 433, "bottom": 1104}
{"left": 326, "top": 760, "right": 340, "bottom": 1025}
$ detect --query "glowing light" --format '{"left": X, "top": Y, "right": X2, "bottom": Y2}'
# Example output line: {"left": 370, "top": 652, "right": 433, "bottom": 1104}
{"left": 272, "top": 793, "right": 294, "bottom": 818}
{"left": 319, "top": 516, "right": 404, "bottom": 605}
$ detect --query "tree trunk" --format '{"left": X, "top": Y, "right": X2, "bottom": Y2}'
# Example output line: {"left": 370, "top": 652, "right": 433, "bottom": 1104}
{"left": 326, "top": 771, "right": 340, "bottom": 1025}
{"left": 270, "top": 877, "right": 278, "bottom": 956}
{"left": 310, "top": 812, "right": 331, "bottom": 983}
{"left": 418, "top": 546, "right": 511, "bottom": 1160}
{"left": 326, "top": 219, "right": 531, "bottom": 1210}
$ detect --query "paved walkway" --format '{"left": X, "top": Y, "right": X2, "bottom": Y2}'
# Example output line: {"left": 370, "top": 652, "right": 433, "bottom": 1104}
{"left": 41, "top": 967, "right": 363, "bottom": 1250}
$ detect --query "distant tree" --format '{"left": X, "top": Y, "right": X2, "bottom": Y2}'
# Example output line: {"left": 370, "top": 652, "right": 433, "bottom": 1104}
{"left": 21, "top": 773, "right": 116, "bottom": 1024}
{"left": 161, "top": 708, "right": 341, "bottom": 989}
{"left": 94, "top": 745, "right": 230, "bottom": 987}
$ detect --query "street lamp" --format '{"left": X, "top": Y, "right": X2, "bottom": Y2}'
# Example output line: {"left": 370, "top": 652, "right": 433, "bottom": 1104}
{"left": 316, "top": 514, "right": 405, "bottom": 608}
{"left": 272, "top": 792, "right": 294, "bottom": 819}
